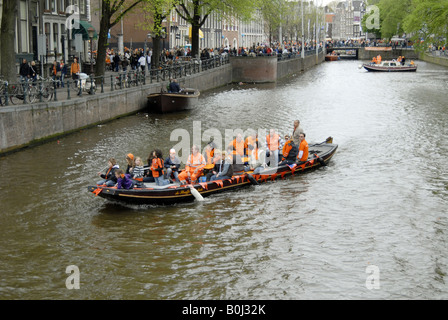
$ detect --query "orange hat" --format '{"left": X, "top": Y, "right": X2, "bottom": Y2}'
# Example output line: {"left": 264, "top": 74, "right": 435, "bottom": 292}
{"left": 126, "top": 153, "right": 134, "bottom": 160}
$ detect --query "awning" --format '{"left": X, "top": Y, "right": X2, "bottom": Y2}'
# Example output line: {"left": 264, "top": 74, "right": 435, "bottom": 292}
{"left": 72, "top": 20, "right": 98, "bottom": 41}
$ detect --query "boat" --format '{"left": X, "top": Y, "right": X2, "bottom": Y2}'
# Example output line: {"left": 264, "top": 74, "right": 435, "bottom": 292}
{"left": 87, "top": 137, "right": 338, "bottom": 205}
{"left": 147, "top": 88, "right": 200, "bottom": 113}
{"left": 362, "top": 60, "right": 417, "bottom": 72}
{"left": 325, "top": 53, "right": 340, "bottom": 61}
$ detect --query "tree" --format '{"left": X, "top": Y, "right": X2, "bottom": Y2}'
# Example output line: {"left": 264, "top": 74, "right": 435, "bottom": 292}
{"left": 377, "top": 0, "right": 412, "bottom": 39}
{"left": 1, "top": 0, "right": 18, "bottom": 83}
{"left": 139, "top": 0, "right": 176, "bottom": 69}
{"left": 174, "top": 0, "right": 258, "bottom": 58}
{"left": 403, "top": 0, "right": 448, "bottom": 49}
{"left": 95, "top": 0, "right": 145, "bottom": 77}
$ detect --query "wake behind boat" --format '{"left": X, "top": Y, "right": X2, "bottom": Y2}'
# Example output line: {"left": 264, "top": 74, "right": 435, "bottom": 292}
{"left": 147, "top": 88, "right": 200, "bottom": 113}
{"left": 87, "top": 137, "right": 338, "bottom": 205}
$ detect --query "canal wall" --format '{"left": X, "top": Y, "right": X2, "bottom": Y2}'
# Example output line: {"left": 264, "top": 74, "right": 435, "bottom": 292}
{"left": 0, "top": 65, "right": 232, "bottom": 155}
{"left": 419, "top": 53, "right": 448, "bottom": 67}
{"left": 231, "top": 51, "right": 325, "bottom": 83}
{"left": 1, "top": 53, "right": 325, "bottom": 155}
{"left": 358, "top": 48, "right": 420, "bottom": 61}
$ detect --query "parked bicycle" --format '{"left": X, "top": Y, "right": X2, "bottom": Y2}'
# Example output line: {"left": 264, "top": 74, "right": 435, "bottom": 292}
{"left": 9, "top": 79, "right": 37, "bottom": 105}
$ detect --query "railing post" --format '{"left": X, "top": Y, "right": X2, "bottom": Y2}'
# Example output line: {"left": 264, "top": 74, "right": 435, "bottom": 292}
{"left": 53, "top": 80, "right": 58, "bottom": 101}
{"left": 39, "top": 79, "right": 43, "bottom": 103}
{"left": 89, "top": 75, "right": 95, "bottom": 95}
{"left": 67, "top": 80, "right": 71, "bottom": 100}
{"left": 22, "top": 80, "right": 28, "bottom": 104}
{"left": 111, "top": 75, "right": 114, "bottom": 91}
{"left": 4, "top": 82, "right": 9, "bottom": 106}
{"left": 101, "top": 76, "right": 104, "bottom": 93}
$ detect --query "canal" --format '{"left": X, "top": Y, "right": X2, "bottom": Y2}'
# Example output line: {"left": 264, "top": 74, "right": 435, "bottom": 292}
{"left": 0, "top": 59, "right": 447, "bottom": 299}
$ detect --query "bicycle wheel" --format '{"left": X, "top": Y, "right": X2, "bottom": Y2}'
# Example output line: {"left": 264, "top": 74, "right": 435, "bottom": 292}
{"left": 42, "top": 86, "right": 54, "bottom": 101}
{"left": 9, "top": 85, "right": 22, "bottom": 105}
{"left": 28, "top": 86, "right": 38, "bottom": 103}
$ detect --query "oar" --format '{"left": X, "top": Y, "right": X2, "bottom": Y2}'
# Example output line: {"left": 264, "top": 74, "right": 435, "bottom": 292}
{"left": 246, "top": 173, "right": 259, "bottom": 186}
{"left": 189, "top": 185, "right": 204, "bottom": 201}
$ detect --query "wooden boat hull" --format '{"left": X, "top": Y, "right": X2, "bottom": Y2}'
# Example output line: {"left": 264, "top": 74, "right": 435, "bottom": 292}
{"left": 363, "top": 64, "right": 417, "bottom": 72}
{"left": 88, "top": 138, "right": 338, "bottom": 205}
{"left": 325, "top": 55, "right": 339, "bottom": 61}
{"left": 147, "top": 89, "right": 200, "bottom": 113}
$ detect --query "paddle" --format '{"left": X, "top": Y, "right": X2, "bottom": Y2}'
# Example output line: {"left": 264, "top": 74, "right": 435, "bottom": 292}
{"left": 246, "top": 174, "right": 259, "bottom": 186}
{"left": 189, "top": 185, "right": 204, "bottom": 201}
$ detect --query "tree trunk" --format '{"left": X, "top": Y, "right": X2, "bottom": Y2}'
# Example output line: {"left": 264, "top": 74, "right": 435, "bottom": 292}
{"left": 1, "top": 0, "right": 18, "bottom": 83}
{"left": 152, "top": 36, "right": 161, "bottom": 69}
{"left": 94, "top": 9, "right": 111, "bottom": 77}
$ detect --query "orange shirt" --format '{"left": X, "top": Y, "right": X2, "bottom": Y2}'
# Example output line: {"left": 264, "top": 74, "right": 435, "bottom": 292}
{"left": 266, "top": 133, "right": 280, "bottom": 151}
{"left": 70, "top": 62, "right": 80, "bottom": 75}
{"left": 186, "top": 153, "right": 206, "bottom": 171}
{"left": 229, "top": 139, "right": 248, "bottom": 156}
{"left": 150, "top": 158, "right": 164, "bottom": 178}
{"left": 297, "top": 140, "right": 309, "bottom": 162}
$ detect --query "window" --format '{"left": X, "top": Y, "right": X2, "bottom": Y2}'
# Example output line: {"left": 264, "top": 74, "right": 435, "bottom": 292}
{"left": 20, "top": 0, "right": 29, "bottom": 52}
{"left": 53, "top": 23, "right": 59, "bottom": 53}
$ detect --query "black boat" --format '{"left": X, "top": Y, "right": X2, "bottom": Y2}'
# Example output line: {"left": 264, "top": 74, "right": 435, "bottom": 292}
{"left": 147, "top": 88, "right": 200, "bottom": 113}
{"left": 87, "top": 137, "right": 337, "bottom": 205}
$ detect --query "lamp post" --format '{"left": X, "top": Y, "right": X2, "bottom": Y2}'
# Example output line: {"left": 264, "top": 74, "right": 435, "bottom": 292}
{"left": 87, "top": 27, "right": 94, "bottom": 75}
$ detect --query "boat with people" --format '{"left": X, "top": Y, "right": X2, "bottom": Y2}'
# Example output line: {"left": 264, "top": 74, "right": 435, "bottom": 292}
{"left": 147, "top": 88, "right": 200, "bottom": 113}
{"left": 325, "top": 51, "right": 340, "bottom": 61}
{"left": 87, "top": 137, "right": 338, "bottom": 205}
{"left": 361, "top": 60, "right": 417, "bottom": 72}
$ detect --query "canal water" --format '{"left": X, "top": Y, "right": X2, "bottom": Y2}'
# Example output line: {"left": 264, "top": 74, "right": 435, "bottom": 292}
{"left": 0, "top": 59, "right": 447, "bottom": 300}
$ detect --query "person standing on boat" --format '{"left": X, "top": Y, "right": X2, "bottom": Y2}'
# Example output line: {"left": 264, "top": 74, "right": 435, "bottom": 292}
{"left": 292, "top": 120, "right": 304, "bottom": 145}
{"left": 164, "top": 149, "right": 181, "bottom": 182}
{"left": 168, "top": 78, "right": 181, "bottom": 93}
{"left": 228, "top": 133, "right": 248, "bottom": 158}
{"left": 210, "top": 151, "right": 234, "bottom": 182}
{"left": 178, "top": 145, "right": 206, "bottom": 184}
{"left": 296, "top": 133, "right": 309, "bottom": 167}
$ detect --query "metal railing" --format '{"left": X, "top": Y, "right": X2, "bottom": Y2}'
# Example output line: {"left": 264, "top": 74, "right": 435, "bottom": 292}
{"left": 1, "top": 55, "right": 230, "bottom": 106}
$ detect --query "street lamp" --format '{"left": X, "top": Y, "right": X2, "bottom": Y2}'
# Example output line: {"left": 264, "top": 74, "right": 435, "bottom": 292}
{"left": 87, "top": 27, "right": 95, "bottom": 75}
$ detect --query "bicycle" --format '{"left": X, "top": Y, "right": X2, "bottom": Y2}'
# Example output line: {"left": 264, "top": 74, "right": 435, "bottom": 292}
{"left": 0, "top": 79, "right": 8, "bottom": 106}
{"left": 34, "top": 77, "right": 57, "bottom": 102}
{"left": 9, "top": 78, "right": 37, "bottom": 104}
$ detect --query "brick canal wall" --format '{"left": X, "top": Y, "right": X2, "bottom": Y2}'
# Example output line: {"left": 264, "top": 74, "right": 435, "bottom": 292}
{"left": 1, "top": 54, "right": 324, "bottom": 155}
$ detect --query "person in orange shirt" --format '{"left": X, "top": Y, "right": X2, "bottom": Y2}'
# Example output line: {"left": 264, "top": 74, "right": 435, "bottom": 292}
{"left": 178, "top": 145, "right": 206, "bottom": 184}
{"left": 297, "top": 133, "right": 309, "bottom": 165}
{"left": 280, "top": 135, "right": 298, "bottom": 165}
{"left": 149, "top": 149, "right": 170, "bottom": 186}
{"left": 229, "top": 133, "right": 248, "bottom": 157}
{"left": 266, "top": 129, "right": 280, "bottom": 168}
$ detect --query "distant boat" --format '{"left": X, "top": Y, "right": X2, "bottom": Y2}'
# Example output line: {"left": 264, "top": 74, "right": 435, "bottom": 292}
{"left": 362, "top": 60, "right": 417, "bottom": 72}
{"left": 147, "top": 88, "right": 200, "bottom": 113}
{"left": 325, "top": 53, "right": 340, "bottom": 61}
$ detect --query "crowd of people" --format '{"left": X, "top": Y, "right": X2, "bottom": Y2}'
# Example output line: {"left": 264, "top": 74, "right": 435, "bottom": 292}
{"left": 96, "top": 120, "right": 310, "bottom": 190}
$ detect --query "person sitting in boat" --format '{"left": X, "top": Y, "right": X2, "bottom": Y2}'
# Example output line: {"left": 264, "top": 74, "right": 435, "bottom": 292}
{"left": 371, "top": 56, "right": 377, "bottom": 65}
{"left": 279, "top": 135, "right": 299, "bottom": 166}
{"left": 168, "top": 78, "right": 181, "bottom": 93}
{"left": 228, "top": 133, "right": 248, "bottom": 158}
{"left": 205, "top": 149, "right": 223, "bottom": 181}
{"left": 266, "top": 129, "right": 280, "bottom": 168}
{"left": 210, "top": 151, "right": 234, "bottom": 182}
{"left": 149, "top": 149, "right": 170, "bottom": 186}
{"left": 131, "top": 156, "right": 145, "bottom": 182}
{"left": 248, "top": 141, "right": 267, "bottom": 174}
{"left": 97, "top": 158, "right": 119, "bottom": 187}
{"left": 125, "top": 153, "right": 135, "bottom": 175}
{"left": 164, "top": 148, "right": 181, "bottom": 183}
{"left": 228, "top": 145, "right": 245, "bottom": 174}
{"left": 401, "top": 56, "right": 406, "bottom": 65}
{"left": 204, "top": 138, "right": 217, "bottom": 165}
{"left": 178, "top": 145, "right": 206, "bottom": 184}
{"left": 296, "top": 133, "right": 309, "bottom": 167}
{"left": 115, "top": 169, "right": 134, "bottom": 190}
